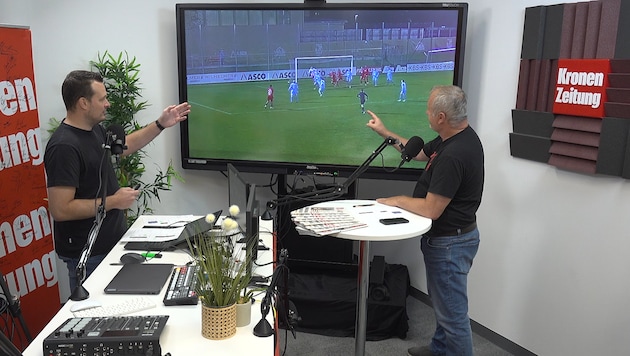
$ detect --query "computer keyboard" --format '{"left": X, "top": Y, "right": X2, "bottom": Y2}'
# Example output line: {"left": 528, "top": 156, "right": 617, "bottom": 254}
{"left": 72, "top": 297, "right": 156, "bottom": 317}
{"left": 163, "top": 264, "right": 199, "bottom": 306}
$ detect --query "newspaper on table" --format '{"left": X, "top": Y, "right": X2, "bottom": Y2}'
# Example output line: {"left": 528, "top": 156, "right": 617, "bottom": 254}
{"left": 290, "top": 206, "right": 367, "bottom": 236}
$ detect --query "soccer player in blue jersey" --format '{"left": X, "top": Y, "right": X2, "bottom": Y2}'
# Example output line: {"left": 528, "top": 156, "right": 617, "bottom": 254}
{"left": 398, "top": 79, "right": 407, "bottom": 102}
{"left": 357, "top": 88, "right": 368, "bottom": 114}
{"left": 289, "top": 81, "right": 299, "bottom": 103}
{"left": 318, "top": 78, "right": 326, "bottom": 96}
{"left": 386, "top": 67, "right": 394, "bottom": 85}
{"left": 372, "top": 69, "right": 380, "bottom": 86}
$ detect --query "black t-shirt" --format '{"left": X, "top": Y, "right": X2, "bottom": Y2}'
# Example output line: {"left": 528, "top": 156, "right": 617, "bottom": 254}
{"left": 44, "top": 121, "right": 126, "bottom": 258}
{"left": 413, "top": 126, "right": 484, "bottom": 235}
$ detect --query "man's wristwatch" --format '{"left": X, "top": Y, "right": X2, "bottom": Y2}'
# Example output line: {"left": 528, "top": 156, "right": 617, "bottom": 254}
{"left": 155, "top": 120, "right": 165, "bottom": 131}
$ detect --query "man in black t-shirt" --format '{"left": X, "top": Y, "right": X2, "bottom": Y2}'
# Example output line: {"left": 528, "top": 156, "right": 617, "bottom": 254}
{"left": 366, "top": 85, "right": 484, "bottom": 356}
{"left": 44, "top": 70, "right": 191, "bottom": 296}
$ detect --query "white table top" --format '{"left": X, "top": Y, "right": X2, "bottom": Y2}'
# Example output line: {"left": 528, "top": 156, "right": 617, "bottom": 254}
{"left": 311, "top": 199, "right": 432, "bottom": 241}
{"left": 22, "top": 216, "right": 275, "bottom": 356}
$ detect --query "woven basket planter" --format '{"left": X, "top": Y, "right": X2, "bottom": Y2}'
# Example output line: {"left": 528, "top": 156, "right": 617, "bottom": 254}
{"left": 201, "top": 303, "right": 237, "bottom": 340}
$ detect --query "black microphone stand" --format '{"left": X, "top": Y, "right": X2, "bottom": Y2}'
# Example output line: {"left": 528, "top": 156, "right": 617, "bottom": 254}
{"left": 0, "top": 269, "right": 32, "bottom": 344}
{"left": 69, "top": 139, "right": 113, "bottom": 301}
{"left": 253, "top": 248, "right": 289, "bottom": 337}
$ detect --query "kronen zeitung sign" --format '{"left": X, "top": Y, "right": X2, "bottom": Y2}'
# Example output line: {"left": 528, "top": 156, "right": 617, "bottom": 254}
{"left": 553, "top": 59, "right": 610, "bottom": 118}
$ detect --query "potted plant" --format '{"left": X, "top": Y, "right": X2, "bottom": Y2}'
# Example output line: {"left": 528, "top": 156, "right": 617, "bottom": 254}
{"left": 186, "top": 207, "right": 252, "bottom": 339}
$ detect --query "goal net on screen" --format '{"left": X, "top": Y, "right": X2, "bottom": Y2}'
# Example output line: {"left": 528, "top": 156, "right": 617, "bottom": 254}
{"left": 294, "top": 55, "right": 354, "bottom": 82}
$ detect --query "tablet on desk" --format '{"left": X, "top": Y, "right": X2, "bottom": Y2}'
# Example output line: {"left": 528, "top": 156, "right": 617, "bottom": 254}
{"left": 104, "top": 263, "right": 174, "bottom": 295}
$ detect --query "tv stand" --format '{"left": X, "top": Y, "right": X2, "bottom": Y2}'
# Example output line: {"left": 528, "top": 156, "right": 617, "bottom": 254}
{"left": 275, "top": 174, "right": 358, "bottom": 272}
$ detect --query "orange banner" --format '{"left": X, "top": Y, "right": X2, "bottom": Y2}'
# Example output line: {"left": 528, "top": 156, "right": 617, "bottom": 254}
{"left": 0, "top": 26, "right": 60, "bottom": 348}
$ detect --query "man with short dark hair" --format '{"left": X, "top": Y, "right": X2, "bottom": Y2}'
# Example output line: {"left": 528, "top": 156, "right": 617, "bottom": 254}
{"left": 44, "top": 70, "right": 191, "bottom": 295}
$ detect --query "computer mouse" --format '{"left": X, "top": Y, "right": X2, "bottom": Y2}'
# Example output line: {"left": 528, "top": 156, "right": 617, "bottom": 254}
{"left": 120, "top": 252, "right": 146, "bottom": 264}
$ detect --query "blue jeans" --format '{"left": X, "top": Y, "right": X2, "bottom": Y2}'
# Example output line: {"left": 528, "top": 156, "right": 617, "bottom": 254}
{"left": 59, "top": 254, "right": 107, "bottom": 295}
{"left": 421, "top": 228, "right": 479, "bottom": 356}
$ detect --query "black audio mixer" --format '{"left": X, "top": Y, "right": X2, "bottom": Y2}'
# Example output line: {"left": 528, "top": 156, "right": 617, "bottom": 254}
{"left": 43, "top": 315, "right": 169, "bottom": 356}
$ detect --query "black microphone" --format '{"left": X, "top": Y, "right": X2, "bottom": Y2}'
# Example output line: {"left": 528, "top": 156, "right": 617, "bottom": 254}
{"left": 106, "top": 124, "right": 127, "bottom": 155}
{"left": 400, "top": 136, "right": 424, "bottom": 162}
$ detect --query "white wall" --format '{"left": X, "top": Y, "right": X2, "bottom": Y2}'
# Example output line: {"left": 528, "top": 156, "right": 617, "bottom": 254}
{"left": 3, "top": 0, "right": 630, "bottom": 355}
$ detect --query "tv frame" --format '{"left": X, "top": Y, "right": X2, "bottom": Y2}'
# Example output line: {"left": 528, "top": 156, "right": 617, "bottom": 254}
{"left": 176, "top": 2, "right": 468, "bottom": 181}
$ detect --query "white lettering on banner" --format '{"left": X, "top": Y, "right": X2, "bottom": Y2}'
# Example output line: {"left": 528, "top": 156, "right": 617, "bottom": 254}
{"left": 4, "top": 250, "right": 58, "bottom": 298}
{"left": 0, "top": 206, "right": 51, "bottom": 258}
{"left": 0, "top": 126, "right": 43, "bottom": 170}
{"left": 555, "top": 87, "right": 602, "bottom": 108}
{"left": 557, "top": 67, "right": 604, "bottom": 87}
{"left": 0, "top": 77, "right": 38, "bottom": 116}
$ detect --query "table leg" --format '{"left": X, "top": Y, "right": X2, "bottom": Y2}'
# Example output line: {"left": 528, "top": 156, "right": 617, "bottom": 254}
{"left": 354, "top": 240, "right": 370, "bottom": 356}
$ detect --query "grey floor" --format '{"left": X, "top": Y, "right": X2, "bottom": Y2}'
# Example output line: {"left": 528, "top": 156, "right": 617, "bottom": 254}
{"left": 277, "top": 296, "right": 513, "bottom": 356}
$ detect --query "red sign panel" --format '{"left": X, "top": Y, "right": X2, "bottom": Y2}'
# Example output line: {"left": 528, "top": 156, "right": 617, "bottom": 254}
{"left": 552, "top": 59, "right": 610, "bottom": 119}
{"left": 0, "top": 26, "right": 60, "bottom": 347}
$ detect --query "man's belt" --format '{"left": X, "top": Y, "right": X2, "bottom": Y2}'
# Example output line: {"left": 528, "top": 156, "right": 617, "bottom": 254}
{"left": 424, "top": 222, "right": 477, "bottom": 238}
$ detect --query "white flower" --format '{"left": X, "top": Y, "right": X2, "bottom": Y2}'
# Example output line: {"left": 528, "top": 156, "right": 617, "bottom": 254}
{"left": 222, "top": 217, "right": 238, "bottom": 231}
{"left": 205, "top": 213, "right": 216, "bottom": 224}
{"left": 228, "top": 204, "right": 240, "bottom": 217}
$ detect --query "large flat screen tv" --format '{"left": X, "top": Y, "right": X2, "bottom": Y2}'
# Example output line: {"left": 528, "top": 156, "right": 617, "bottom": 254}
{"left": 176, "top": 2, "right": 468, "bottom": 180}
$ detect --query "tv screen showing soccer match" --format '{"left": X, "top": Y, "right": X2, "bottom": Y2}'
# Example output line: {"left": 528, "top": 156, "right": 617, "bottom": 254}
{"left": 176, "top": 2, "right": 468, "bottom": 180}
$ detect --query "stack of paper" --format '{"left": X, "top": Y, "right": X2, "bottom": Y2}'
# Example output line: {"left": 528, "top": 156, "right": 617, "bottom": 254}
{"left": 290, "top": 206, "right": 368, "bottom": 236}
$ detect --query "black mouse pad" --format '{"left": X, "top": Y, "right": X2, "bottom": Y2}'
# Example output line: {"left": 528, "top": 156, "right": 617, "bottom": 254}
{"left": 104, "top": 263, "right": 174, "bottom": 295}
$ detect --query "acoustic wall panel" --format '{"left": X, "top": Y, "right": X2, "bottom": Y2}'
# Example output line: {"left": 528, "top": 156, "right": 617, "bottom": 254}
{"left": 509, "top": 133, "right": 552, "bottom": 163}
{"left": 542, "top": 4, "right": 565, "bottom": 59}
{"left": 597, "top": 117, "right": 630, "bottom": 176}
{"left": 521, "top": 6, "right": 547, "bottom": 59}
{"left": 597, "top": 0, "right": 622, "bottom": 58}
{"left": 559, "top": 3, "right": 576, "bottom": 58}
{"left": 512, "top": 110, "right": 555, "bottom": 137}
{"left": 583, "top": 1, "right": 602, "bottom": 58}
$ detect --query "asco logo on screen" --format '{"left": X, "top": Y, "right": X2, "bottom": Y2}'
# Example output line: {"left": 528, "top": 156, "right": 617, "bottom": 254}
{"left": 553, "top": 59, "right": 610, "bottom": 119}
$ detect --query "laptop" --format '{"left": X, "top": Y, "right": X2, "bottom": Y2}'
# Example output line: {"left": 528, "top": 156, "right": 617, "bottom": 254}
{"left": 124, "top": 210, "right": 222, "bottom": 251}
{"left": 104, "top": 263, "right": 174, "bottom": 294}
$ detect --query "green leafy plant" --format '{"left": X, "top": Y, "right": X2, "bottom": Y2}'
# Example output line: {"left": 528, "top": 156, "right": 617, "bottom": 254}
{"left": 187, "top": 211, "right": 252, "bottom": 307}
{"left": 48, "top": 50, "right": 183, "bottom": 226}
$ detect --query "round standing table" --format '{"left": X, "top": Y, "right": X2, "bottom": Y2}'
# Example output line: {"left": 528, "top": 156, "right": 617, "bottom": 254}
{"left": 308, "top": 199, "right": 432, "bottom": 356}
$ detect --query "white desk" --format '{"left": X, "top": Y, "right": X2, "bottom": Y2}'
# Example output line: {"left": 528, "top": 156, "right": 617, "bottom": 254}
{"left": 23, "top": 216, "right": 276, "bottom": 356}
{"left": 309, "top": 199, "right": 431, "bottom": 356}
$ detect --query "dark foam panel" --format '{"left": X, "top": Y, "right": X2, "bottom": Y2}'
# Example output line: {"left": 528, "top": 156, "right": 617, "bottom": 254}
{"left": 551, "top": 128, "right": 601, "bottom": 147}
{"left": 536, "top": 59, "right": 553, "bottom": 112}
{"left": 546, "top": 60, "right": 559, "bottom": 110}
{"left": 597, "top": 0, "right": 622, "bottom": 58}
{"left": 583, "top": 1, "right": 602, "bottom": 59}
{"left": 550, "top": 141, "right": 599, "bottom": 160}
{"left": 604, "top": 103, "right": 630, "bottom": 118}
{"left": 560, "top": 3, "right": 576, "bottom": 58}
{"left": 610, "top": 59, "right": 630, "bottom": 72}
{"left": 521, "top": 6, "right": 547, "bottom": 59}
{"left": 614, "top": 0, "right": 630, "bottom": 59}
{"left": 597, "top": 117, "right": 630, "bottom": 176}
{"left": 606, "top": 88, "right": 630, "bottom": 103}
{"left": 509, "top": 133, "right": 552, "bottom": 163}
{"left": 511, "top": 110, "right": 554, "bottom": 137}
{"left": 542, "top": 4, "right": 564, "bottom": 59}
{"left": 516, "top": 60, "right": 531, "bottom": 110}
{"left": 570, "top": 1, "right": 589, "bottom": 58}
{"left": 526, "top": 60, "right": 541, "bottom": 111}
{"left": 552, "top": 115, "right": 603, "bottom": 133}
{"left": 608, "top": 73, "right": 630, "bottom": 88}
{"left": 549, "top": 154, "right": 597, "bottom": 174}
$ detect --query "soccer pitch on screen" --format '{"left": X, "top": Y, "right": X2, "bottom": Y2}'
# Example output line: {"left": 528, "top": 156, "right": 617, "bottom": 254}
{"left": 186, "top": 71, "right": 452, "bottom": 170}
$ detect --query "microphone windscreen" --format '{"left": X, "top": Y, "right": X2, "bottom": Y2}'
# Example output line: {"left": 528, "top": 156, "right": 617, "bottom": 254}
{"left": 402, "top": 136, "right": 424, "bottom": 162}
{"left": 107, "top": 124, "right": 126, "bottom": 145}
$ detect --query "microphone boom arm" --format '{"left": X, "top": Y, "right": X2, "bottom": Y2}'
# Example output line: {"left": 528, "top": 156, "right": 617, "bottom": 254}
{"left": 265, "top": 137, "right": 398, "bottom": 212}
